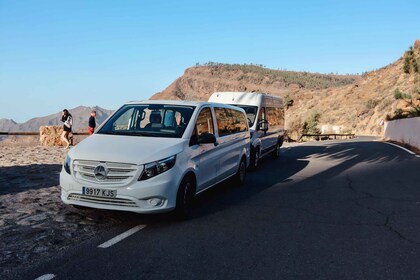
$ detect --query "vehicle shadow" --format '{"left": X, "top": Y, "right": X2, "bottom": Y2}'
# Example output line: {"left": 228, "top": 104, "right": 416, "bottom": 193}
{"left": 187, "top": 140, "right": 413, "bottom": 220}
{"left": 0, "top": 164, "right": 62, "bottom": 195}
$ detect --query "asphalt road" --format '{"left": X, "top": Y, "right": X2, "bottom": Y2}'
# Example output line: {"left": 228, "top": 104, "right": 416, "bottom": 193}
{"left": 18, "top": 137, "right": 420, "bottom": 279}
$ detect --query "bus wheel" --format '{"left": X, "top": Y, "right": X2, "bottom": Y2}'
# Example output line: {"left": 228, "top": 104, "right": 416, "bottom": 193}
{"left": 250, "top": 147, "right": 260, "bottom": 171}
{"left": 271, "top": 143, "right": 280, "bottom": 159}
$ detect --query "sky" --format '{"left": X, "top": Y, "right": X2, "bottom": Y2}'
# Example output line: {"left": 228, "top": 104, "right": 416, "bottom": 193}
{"left": 0, "top": 0, "right": 419, "bottom": 123}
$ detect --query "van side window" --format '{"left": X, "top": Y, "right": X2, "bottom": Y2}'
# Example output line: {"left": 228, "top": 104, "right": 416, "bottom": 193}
{"left": 266, "top": 107, "right": 284, "bottom": 130}
{"left": 215, "top": 108, "right": 247, "bottom": 136}
{"left": 190, "top": 107, "right": 214, "bottom": 146}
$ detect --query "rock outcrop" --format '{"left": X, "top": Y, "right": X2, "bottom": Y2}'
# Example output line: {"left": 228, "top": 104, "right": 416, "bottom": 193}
{"left": 39, "top": 126, "right": 67, "bottom": 146}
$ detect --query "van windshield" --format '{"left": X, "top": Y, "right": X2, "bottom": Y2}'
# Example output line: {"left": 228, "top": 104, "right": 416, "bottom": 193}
{"left": 231, "top": 105, "right": 258, "bottom": 127}
{"left": 97, "top": 104, "right": 195, "bottom": 138}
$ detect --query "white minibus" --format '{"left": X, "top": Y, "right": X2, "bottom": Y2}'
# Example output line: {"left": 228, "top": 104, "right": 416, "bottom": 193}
{"left": 209, "top": 92, "right": 285, "bottom": 170}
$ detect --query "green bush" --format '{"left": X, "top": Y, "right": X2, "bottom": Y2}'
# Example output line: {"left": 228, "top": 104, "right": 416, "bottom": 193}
{"left": 284, "top": 94, "right": 294, "bottom": 109}
{"left": 302, "top": 112, "right": 321, "bottom": 134}
{"left": 407, "top": 106, "right": 420, "bottom": 117}
{"left": 402, "top": 45, "right": 419, "bottom": 73}
{"left": 404, "top": 56, "right": 411, "bottom": 73}
{"left": 394, "top": 88, "right": 411, "bottom": 100}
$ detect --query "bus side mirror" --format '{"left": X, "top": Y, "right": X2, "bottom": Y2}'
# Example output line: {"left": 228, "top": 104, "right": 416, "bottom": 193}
{"left": 258, "top": 120, "right": 268, "bottom": 132}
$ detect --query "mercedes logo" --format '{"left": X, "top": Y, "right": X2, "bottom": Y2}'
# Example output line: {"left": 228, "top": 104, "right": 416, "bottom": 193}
{"left": 94, "top": 164, "right": 108, "bottom": 180}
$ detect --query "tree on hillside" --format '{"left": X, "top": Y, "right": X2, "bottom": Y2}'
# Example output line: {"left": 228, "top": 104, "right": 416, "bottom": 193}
{"left": 403, "top": 45, "right": 419, "bottom": 74}
{"left": 302, "top": 112, "right": 321, "bottom": 134}
{"left": 284, "top": 94, "right": 294, "bottom": 110}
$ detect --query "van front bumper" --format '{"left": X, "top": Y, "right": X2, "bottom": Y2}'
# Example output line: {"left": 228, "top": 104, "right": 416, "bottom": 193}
{"left": 60, "top": 167, "right": 181, "bottom": 214}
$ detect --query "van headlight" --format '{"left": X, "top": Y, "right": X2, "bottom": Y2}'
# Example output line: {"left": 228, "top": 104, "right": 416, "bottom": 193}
{"left": 63, "top": 154, "right": 72, "bottom": 174}
{"left": 139, "top": 155, "right": 176, "bottom": 180}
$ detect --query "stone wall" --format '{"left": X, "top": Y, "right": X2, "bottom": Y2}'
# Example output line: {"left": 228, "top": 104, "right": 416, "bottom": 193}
{"left": 384, "top": 117, "right": 420, "bottom": 150}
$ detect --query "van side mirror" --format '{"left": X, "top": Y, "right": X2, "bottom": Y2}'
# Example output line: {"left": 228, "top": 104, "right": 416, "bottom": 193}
{"left": 258, "top": 120, "right": 269, "bottom": 132}
{"left": 198, "top": 132, "right": 217, "bottom": 145}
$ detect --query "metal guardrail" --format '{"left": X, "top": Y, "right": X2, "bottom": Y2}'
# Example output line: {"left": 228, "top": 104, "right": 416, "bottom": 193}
{"left": 298, "top": 133, "right": 355, "bottom": 142}
{"left": 0, "top": 132, "right": 90, "bottom": 136}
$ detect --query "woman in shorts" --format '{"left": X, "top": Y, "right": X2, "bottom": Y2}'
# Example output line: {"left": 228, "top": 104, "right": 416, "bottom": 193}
{"left": 61, "top": 109, "right": 73, "bottom": 148}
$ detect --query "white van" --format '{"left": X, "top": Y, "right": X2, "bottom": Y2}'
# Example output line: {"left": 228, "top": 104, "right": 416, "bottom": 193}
{"left": 60, "top": 100, "right": 250, "bottom": 218}
{"left": 208, "top": 92, "right": 285, "bottom": 170}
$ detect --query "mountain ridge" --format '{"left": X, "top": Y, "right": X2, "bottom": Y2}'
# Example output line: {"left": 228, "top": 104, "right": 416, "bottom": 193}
{"left": 0, "top": 106, "right": 114, "bottom": 132}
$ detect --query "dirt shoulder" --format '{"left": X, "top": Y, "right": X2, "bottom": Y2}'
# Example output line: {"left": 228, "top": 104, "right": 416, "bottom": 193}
{"left": 0, "top": 143, "right": 127, "bottom": 278}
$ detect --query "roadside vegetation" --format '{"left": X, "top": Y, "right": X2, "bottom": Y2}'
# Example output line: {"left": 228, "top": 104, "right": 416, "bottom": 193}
{"left": 302, "top": 112, "right": 321, "bottom": 134}
{"left": 386, "top": 44, "right": 420, "bottom": 120}
{"left": 403, "top": 46, "right": 419, "bottom": 74}
{"left": 386, "top": 88, "right": 420, "bottom": 120}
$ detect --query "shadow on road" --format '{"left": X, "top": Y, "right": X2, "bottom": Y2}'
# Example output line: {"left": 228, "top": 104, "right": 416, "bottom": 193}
{"left": 87, "top": 139, "right": 417, "bottom": 225}
{"left": 186, "top": 140, "right": 416, "bottom": 220}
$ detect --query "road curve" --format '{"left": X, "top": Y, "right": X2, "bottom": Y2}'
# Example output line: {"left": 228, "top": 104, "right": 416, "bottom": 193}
{"left": 16, "top": 137, "right": 420, "bottom": 279}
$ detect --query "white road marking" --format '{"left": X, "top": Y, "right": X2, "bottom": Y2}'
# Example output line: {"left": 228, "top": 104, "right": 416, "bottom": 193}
{"left": 98, "top": 225, "right": 146, "bottom": 248}
{"left": 34, "top": 274, "right": 56, "bottom": 280}
{"left": 383, "top": 142, "right": 416, "bottom": 155}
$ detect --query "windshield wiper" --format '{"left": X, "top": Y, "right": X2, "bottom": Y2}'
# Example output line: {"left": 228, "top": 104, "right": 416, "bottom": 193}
{"left": 98, "top": 130, "right": 174, "bottom": 137}
{"left": 97, "top": 131, "right": 118, "bottom": 135}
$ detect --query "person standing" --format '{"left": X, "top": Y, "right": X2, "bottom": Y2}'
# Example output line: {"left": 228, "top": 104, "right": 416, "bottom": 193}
{"left": 61, "top": 109, "right": 73, "bottom": 148}
{"left": 88, "top": 110, "right": 96, "bottom": 135}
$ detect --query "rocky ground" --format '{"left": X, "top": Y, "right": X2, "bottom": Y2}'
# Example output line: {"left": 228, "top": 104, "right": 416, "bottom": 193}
{"left": 0, "top": 138, "right": 129, "bottom": 277}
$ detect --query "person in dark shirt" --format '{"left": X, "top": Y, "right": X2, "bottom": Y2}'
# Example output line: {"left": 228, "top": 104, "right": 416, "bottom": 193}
{"left": 88, "top": 110, "right": 96, "bottom": 135}
{"left": 61, "top": 109, "right": 73, "bottom": 148}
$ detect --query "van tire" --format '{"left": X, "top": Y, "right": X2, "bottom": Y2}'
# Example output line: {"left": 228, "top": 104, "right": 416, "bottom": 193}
{"left": 234, "top": 157, "right": 247, "bottom": 186}
{"left": 250, "top": 146, "right": 260, "bottom": 171}
{"left": 271, "top": 136, "right": 284, "bottom": 159}
{"left": 174, "top": 175, "right": 195, "bottom": 220}
{"left": 271, "top": 142, "right": 280, "bottom": 159}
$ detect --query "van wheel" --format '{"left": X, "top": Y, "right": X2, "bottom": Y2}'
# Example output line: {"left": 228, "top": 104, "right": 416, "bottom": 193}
{"left": 234, "top": 157, "right": 247, "bottom": 186}
{"left": 250, "top": 147, "right": 260, "bottom": 171}
{"left": 271, "top": 143, "right": 280, "bottom": 159}
{"left": 174, "top": 175, "right": 195, "bottom": 220}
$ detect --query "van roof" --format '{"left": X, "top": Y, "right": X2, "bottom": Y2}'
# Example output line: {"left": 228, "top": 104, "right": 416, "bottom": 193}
{"left": 125, "top": 100, "right": 206, "bottom": 106}
{"left": 124, "top": 99, "right": 246, "bottom": 111}
{"left": 209, "top": 92, "right": 283, "bottom": 107}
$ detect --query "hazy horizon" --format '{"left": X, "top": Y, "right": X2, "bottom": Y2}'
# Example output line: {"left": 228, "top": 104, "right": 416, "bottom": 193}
{"left": 1, "top": 0, "right": 419, "bottom": 122}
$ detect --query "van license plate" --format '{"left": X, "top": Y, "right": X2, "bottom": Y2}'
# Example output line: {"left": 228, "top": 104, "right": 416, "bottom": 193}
{"left": 82, "top": 187, "right": 117, "bottom": 198}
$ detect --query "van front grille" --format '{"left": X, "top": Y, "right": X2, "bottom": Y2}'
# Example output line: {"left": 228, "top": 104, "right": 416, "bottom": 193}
{"left": 73, "top": 160, "right": 142, "bottom": 186}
